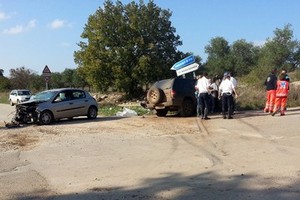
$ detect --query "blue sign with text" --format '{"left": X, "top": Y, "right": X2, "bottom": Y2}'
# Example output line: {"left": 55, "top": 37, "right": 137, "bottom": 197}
{"left": 171, "top": 55, "right": 195, "bottom": 70}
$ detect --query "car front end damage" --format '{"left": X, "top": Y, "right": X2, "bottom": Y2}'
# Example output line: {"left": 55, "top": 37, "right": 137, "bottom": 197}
{"left": 5, "top": 101, "right": 41, "bottom": 128}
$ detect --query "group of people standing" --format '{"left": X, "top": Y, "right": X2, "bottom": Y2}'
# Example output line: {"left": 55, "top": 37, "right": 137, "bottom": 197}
{"left": 195, "top": 72, "right": 238, "bottom": 120}
{"left": 264, "top": 68, "right": 290, "bottom": 116}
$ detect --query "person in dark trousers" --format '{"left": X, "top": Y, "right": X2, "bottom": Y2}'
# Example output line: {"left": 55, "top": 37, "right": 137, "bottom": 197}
{"left": 219, "top": 73, "right": 238, "bottom": 119}
{"left": 195, "top": 72, "right": 211, "bottom": 120}
{"left": 264, "top": 68, "right": 277, "bottom": 113}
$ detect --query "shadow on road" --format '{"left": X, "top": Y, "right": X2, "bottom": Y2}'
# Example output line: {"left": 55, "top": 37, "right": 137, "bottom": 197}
{"left": 14, "top": 171, "right": 300, "bottom": 200}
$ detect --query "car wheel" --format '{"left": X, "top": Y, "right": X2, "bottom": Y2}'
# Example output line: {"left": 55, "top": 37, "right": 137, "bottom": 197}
{"left": 17, "top": 99, "right": 20, "bottom": 104}
{"left": 147, "top": 87, "right": 163, "bottom": 104}
{"left": 180, "top": 98, "right": 195, "bottom": 117}
{"left": 87, "top": 106, "right": 98, "bottom": 119}
{"left": 9, "top": 99, "right": 14, "bottom": 106}
{"left": 155, "top": 109, "right": 168, "bottom": 117}
{"left": 39, "top": 110, "right": 54, "bottom": 125}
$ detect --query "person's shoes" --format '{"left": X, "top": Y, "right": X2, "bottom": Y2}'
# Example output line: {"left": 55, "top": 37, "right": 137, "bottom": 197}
{"left": 223, "top": 116, "right": 227, "bottom": 119}
{"left": 264, "top": 109, "right": 269, "bottom": 113}
{"left": 280, "top": 112, "right": 285, "bottom": 116}
{"left": 228, "top": 116, "right": 233, "bottom": 119}
{"left": 203, "top": 117, "right": 210, "bottom": 120}
{"left": 271, "top": 109, "right": 279, "bottom": 116}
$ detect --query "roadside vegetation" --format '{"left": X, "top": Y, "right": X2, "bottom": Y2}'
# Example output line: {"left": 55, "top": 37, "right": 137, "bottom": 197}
{"left": 1, "top": 0, "right": 300, "bottom": 114}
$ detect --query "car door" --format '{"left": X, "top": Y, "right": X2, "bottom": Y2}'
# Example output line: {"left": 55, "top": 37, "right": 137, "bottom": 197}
{"left": 51, "top": 90, "right": 75, "bottom": 119}
{"left": 69, "top": 90, "right": 89, "bottom": 116}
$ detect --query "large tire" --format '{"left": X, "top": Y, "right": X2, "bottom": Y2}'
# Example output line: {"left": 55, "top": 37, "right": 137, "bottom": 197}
{"left": 155, "top": 109, "right": 168, "bottom": 117}
{"left": 147, "top": 87, "right": 163, "bottom": 104}
{"left": 179, "top": 98, "right": 195, "bottom": 117}
{"left": 39, "top": 110, "right": 54, "bottom": 125}
{"left": 87, "top": 106, "right": 98, "bottom": 119}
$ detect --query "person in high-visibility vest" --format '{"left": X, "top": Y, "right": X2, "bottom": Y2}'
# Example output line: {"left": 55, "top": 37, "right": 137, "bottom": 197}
{"left": 272, "top": 73, "right": 289, "bottom": 116}
{"left": 264, "top": 68, "right": 277, "bottom": 113}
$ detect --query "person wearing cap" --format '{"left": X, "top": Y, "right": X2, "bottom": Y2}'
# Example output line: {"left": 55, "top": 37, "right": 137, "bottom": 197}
{"left": 195, "top": 72, "right": 211, "bottom": 120}
{"left": 264, "top": 68, "right": 277, "bottom": 113}
{"left": 219, "top": 73, "right": 238, "bottom": 119}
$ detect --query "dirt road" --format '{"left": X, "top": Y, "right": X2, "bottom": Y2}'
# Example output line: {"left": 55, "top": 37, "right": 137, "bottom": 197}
{"left": 1, "top": 103, "right": 300, "bottom": 199}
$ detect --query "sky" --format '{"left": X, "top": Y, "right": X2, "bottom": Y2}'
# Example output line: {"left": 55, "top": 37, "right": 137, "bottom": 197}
{"left": 0, "top": 0, "right": 300, "bottom": 77}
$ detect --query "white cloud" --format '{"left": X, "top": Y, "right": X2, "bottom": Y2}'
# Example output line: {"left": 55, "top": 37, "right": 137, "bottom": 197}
{"left": 50, "top": 19, "right": 66, "bottom": 29}
{"left": 3, "top": 25, "right": 23, "bottom": 34}
{"left": 0, "top": 11, "right": 10, "bottom": 20}
{"left": 3, "top": 19, "right": 37, "bottom": 35}
{"left": 27, "top": 19, "right": 37, "bottom": 28}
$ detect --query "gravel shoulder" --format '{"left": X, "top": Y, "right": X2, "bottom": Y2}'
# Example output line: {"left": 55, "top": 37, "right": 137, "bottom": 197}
{"left": 1, "top": 104, "right": 300, "bottom": 199}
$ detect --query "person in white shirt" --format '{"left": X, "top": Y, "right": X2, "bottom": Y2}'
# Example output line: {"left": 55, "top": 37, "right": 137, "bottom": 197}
{"left": 195, "top": 72, "right": 211, "bottom": 119}
{"left": 219, "top": 73, "right": 238, "bottom": 119}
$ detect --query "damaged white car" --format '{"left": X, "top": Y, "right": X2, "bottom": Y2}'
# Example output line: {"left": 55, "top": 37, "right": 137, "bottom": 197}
{"left": 10, "top": 88, "right": 98, "bottom": 125}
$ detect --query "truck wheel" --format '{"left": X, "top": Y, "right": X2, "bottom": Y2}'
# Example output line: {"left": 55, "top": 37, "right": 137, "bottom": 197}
{"left": 155, "top": 109, "right": 168, "bottom": 117}
{"left": 180, "top": 98, "right": 195, "bottom": 117}
{"left": 147, "top": 87, "right": 163, "bottom": 104}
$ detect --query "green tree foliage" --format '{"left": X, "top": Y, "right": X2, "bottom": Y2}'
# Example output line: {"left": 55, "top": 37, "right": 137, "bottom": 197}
{"left": 49, "top": 72, "right": 65, "bottom": 89}
{"left": 204, "top": 37, "right": 232, "bottom": 76}
{"left": 205, "top": 37, "right": 260, "bottom": 77}
{"left": 0, "top": 76, "right": 10, "bottom": 91}
{"left": 9, "top": 67, "right": 35, "bottom": 89}
{"left": 74, "top": 0, "right": 183, "bottom": 97}
{"left": 230, "top": 39, "right": 259, "bottom": 76}
{"left": 30, "top": 74, "right": 44, "bottom": 92}
{"left": 0, "top": 69, "right": 4, "bottom": 77}
{"left": 244, "top": 24, "right": 300, "bottom": 86}
{"left": 61, "top": 68, "right": 75, "bottom": 88}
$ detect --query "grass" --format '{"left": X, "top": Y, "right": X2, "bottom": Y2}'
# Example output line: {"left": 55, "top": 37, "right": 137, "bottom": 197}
{"left": 0, "top": 92, "right": 9, "bottom": 104}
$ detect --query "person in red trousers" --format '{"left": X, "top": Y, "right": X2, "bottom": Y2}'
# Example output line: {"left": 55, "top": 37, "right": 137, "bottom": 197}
{"left": 264, "top": 68, "right": 277, "bottom": 113}
{"left": 272, "top": 73, "right": 289, "bottom": 116}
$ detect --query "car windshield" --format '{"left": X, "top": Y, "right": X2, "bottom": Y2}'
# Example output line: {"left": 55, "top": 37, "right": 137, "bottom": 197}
{"left": 32, "top": 91, "right": 57, "bottom": 101}
{"left": 18, "top": 90, "right": 30, "bottom": 95}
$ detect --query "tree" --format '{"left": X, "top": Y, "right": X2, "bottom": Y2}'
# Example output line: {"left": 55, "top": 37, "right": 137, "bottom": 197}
{"left": 0, "top": 76, "right": 10, "bottom": 91}
{"left": 230, "top": 39, "right": 259, "bottom": 76}
{"left": 49, "top": 72, "right": 65, "bottom": 89}
{"left": 204, "top": 37, "right": 232, "bottom": 76}
{"left": 259, "top": 24, "right": 299, "bottom": 71}
{"left": 0, "top": 69, "right": 4, "bottom": 77}
{"left": 9, "top": 67, "right": 35, "bottom": 89}
{"left": 61, "top": 68, "right": 75, "bottom": 88}
{"left": 74, "top": 0, "right": 183, "bottom": 97}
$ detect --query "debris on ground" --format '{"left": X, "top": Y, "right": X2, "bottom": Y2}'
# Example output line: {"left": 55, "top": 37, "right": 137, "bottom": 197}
{"left": 116, "top": 107, "right": 138, "bottom": 117}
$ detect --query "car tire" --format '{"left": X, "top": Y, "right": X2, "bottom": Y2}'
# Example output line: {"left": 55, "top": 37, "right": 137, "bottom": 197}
{"left": 87, "top": 106, "right": 98, "bottom": 119}
{"left": 39, "top": 110, "right": 54, "bottom": 125}
{"left": 180, "top": 98, "right": 195, "bottom": 117}
{"left": 155, "top": 109, "right": 168, "bottom": 117}
{"left": 9, "top": 99, "right": 14, "bottom": 106}
{"left": 147, "top": 87, "right": 163, "bottom": 104}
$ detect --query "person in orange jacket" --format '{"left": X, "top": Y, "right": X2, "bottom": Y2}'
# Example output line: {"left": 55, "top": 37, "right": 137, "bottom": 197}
{"left": 272, "top": 73, "right": 289, "bottom": 116}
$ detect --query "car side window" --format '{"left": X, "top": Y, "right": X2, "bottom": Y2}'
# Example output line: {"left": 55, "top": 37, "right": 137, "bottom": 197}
{"left": 54, "top": 92, "right": 67, "bottom": 102}
{"left": 72, "top": 91, "right": 85, "bottom": 99}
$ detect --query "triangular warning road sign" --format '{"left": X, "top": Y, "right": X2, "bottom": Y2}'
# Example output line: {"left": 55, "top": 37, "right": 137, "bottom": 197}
{"left": 42, "top": 65, "right": 51, "bottom": 74}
